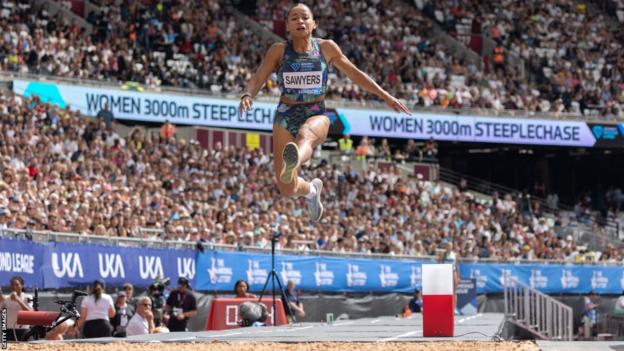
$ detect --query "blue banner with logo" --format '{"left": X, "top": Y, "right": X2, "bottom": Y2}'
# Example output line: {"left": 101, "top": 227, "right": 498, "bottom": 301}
{"left": 39, "top": 242, "right": 196, "bottom": 289}
{"left": 3, "top": 237, "right": 624, "bottom": 293}
{"left": 0, "top": 238, "right": 195, "bottom": 289}
{"left": 195, "top": 251, "right": 428, "bottom": 293}
{"left": 459, "top": 263, "right": 624, "bottom": 294}
{"left": 0, "top": 237, "right": 44, "bottom": 288}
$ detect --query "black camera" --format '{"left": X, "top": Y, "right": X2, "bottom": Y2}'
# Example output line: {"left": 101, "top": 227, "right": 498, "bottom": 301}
{"left": 149, "top": 277, "right": 170, "bottom": 326}
{"left": 149, "top": 277, "right": 170, "bottom": 295}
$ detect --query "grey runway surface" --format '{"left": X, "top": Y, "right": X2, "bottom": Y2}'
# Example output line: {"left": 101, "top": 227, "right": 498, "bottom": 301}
{"left": 537, "top": 341, "right": 624, "bottom": 351}
{"left": 34, "top": 313, "right": 505, "bottom": 343}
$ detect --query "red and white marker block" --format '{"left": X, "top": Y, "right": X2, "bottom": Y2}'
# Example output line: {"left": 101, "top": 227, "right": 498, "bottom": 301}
{"left": 422, "top": 264, "right": 454, "bottom": 337}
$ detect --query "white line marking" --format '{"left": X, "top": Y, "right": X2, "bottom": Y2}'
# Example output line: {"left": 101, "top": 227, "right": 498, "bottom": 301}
{"left": 458, "top": 313, "right": 482, "bottom": 323}
{"left": 377, "top": 331, "right": 419, "bottom": 342}
{"left": 370, "top": 319, "right": 381, "bottom": 324}
{"left": 162, "top": 337, "right": 197, "bottom": 342}
{"left": 457, "top": 313, "right": 482, "bottom": 323}
{"left": 286, "top": 326, "right": 314, "bottom": 332}
{"left": 331, "top": 321, "right": 354, "bottom": 326}
{"left": 199, "top": 332, "right": 244, "bottom": 338}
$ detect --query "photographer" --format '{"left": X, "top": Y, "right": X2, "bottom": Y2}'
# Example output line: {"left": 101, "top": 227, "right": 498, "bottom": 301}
{"left": 285, "top": 280, "right": 305, "bottom": 320}
{"left": 148, "top": 278, "right": 169, "bottom": 327}
{"left": 0, "top": 276, "right": 33, "bottom": 341}
{"left": 163, "top": 277, "right": 197, "bottom": 332}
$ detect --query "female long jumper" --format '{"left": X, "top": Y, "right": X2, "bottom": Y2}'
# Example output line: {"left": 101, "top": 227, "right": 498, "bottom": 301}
{"left": 240, "top": 4, "right": 411, "bottom": 221}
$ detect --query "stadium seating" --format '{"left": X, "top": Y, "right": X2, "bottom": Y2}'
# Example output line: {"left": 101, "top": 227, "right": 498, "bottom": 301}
{"left": 0, "top": 92, "right": 617, "bottom": 262}
{"left": 419, "top": 0, "right": 624, "bottom": 118}
{"left": 3, "top": 0, "right": 622, "bottom": 117}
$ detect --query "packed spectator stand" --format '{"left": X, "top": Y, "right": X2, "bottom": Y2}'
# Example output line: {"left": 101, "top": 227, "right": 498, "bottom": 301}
{"left": 0, "top": 91, "right": 620, "bottom": 263}
{"left": 1, "top": 0, "right": 623, "bottom": 118}
{"left": 419, "top": 0, "right": 624, "bottom": 118}
{"left": 0, "top": 0, "right": 622, "bottom": 263}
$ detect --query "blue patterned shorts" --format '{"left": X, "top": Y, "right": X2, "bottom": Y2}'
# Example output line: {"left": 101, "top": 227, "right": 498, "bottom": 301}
{"left": 274, "top": 101, "right": 327, "bottom": 138}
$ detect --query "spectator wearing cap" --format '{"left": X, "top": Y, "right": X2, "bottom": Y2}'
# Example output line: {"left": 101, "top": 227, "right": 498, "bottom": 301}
{"left": 74, "top": 279, "right": 115, "bottom": 338}
{"left": 110, "top": 290, "right": 134, "bottom": 337}
{"left": 163, "top": 277, "right": 197, "bottom": 332}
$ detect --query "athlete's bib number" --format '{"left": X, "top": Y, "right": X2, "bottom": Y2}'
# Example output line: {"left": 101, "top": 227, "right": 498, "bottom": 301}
{"left": 283, "top": 71, "right": 323, "bottom": 90}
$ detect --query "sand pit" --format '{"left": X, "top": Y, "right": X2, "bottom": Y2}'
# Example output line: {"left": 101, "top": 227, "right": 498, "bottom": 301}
{"left": 8, "top": 341, "right": 540, "bottom": 351}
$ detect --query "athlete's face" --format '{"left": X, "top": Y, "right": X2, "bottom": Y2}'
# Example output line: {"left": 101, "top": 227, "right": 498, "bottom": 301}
{"left": 287, "top": 6, "right": 316, "bottom": 38}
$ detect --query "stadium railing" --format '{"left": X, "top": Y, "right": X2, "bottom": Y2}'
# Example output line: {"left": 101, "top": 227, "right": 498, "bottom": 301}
{"left": 2, "top": 228, "right": 622, "bottom": 266}
{"left": 504, "top": 276, "right": 574, "bottom": 340}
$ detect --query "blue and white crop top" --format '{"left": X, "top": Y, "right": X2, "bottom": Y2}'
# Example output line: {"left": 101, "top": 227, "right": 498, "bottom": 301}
{"left": 277, "top": 38, "right": 328, "bottom": 103}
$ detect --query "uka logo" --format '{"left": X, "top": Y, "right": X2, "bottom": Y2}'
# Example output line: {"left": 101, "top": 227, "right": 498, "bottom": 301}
{"left": 177, "top": 257, "right": 195, "bottom": 280}
{"left": 52, "top": 252, "right": 84, "bottom": 278}
{"left": 98, "top": 253, "right": 125, "bottom": 279}
{"left": 139, "top": 256, "right": 164, "bottom": 280}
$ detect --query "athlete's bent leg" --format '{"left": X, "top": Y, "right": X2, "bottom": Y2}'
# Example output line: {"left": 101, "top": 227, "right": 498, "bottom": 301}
{"left": 295, "top": 115, "right": 329, "bottom": 221}
{"left": 295, "top": 115, "right": 330, "bottom": 165}
{"left": 273, "top": 123, "right": 310, "bottom": 197}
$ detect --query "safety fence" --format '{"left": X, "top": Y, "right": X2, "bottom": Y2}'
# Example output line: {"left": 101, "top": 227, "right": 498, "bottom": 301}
{"left": 504, "top": 277, "right": 574, "bottom": 340}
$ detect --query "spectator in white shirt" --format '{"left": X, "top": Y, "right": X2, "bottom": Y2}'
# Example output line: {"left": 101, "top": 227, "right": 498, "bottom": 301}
{"left": 74, "top": 280, "right": 115, "bottom": 338}
{"left": 0, "top": 276, "right": 33, "bottom": 341}
{"left": 126, "top": 297, "right": 155, "bottom": 337}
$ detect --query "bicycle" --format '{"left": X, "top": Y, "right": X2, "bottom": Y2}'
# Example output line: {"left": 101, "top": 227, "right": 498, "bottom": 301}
{"left": 17, "top": 289, "right": 87, "bottom": 341}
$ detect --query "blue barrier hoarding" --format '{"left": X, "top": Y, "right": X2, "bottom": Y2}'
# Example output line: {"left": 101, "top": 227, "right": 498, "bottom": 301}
{"left": 2, "top": 237, "right": 624, "bottom": 293}
{"left": 195, "top": 251, "right": 428, "bottom": 293}
{"left": 0, "top": 237, "right": 44, "bottom": 288}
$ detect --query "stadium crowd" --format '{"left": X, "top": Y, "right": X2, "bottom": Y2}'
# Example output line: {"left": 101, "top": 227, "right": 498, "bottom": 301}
{"left": 1, "top": 0, "right": 623, "bottom": 117}
{"left": 0, "top": 92, "right": 618, "bottom": 263}
{"left": 420, "top": 0, "right": 624, "bottom": 118}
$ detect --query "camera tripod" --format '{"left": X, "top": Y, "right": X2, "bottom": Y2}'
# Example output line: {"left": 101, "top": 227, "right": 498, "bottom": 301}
{"left": 257, "top": 230, "right": 296, "bottom": 324}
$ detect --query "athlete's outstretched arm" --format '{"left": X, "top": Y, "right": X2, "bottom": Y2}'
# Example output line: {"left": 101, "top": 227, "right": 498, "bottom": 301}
{"left": 321, "top": 40, "right": 411, "bottom": 115}
{"left": 240, "top": 43, "right": 284, "bottom": 114}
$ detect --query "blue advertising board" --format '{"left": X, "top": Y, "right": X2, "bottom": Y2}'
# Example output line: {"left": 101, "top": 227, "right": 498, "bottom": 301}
{"left": 2, "top": 237, "right": 624, "bottom": 294}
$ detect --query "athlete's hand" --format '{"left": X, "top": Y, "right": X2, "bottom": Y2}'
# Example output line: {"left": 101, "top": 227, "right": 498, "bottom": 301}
{"left": 239, "top": 95, "right": 253, "bottom": 116}
{"left": 383, "top": 94, "right": 412, "bottom": 115}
